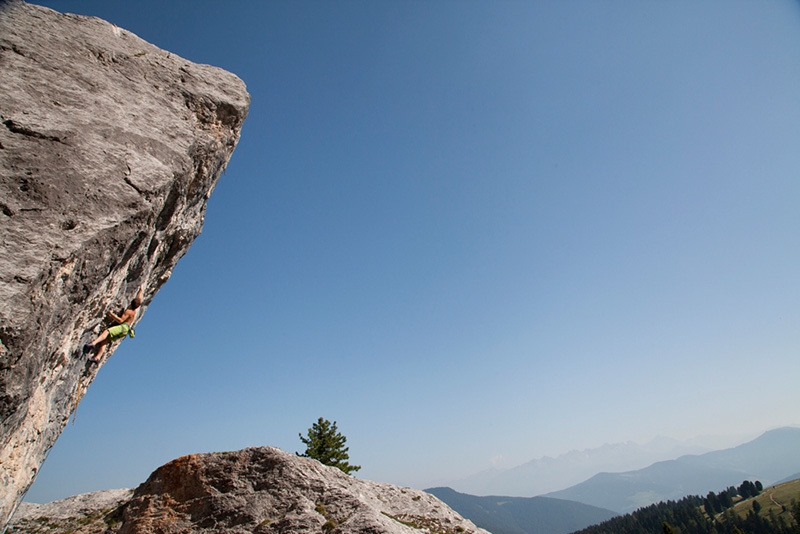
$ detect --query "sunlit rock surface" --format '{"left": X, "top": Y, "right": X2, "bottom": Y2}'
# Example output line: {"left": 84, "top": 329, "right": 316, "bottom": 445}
{"left": 10, "top": 447, "right": 489, "bottom": 534}
{"left": 0, "top": 1, "right": 249, "bottom": 525}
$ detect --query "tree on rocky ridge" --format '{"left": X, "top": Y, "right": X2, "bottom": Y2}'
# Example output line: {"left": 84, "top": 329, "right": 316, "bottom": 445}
{"left": 298, "top": 417, "right": 361, "bottom": 475}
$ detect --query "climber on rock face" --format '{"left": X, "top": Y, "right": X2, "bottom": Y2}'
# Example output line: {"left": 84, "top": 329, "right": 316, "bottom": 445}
{"left": 83, "top": 286, "right": 143, "bottom": 363}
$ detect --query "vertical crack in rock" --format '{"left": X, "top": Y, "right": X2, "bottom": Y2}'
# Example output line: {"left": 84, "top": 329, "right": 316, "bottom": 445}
{"left": 0, "top": 2, "right": 250, "bottom": 527}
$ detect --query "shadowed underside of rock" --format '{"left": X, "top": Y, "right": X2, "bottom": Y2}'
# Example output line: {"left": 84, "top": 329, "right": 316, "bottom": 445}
{"left": 0, "top": 1, "right": 249, "bottom": 526}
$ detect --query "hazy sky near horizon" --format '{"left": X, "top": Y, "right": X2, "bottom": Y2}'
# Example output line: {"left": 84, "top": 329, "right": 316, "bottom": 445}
{"left": 24, "top": 0, "right": 800, "bottom": 503}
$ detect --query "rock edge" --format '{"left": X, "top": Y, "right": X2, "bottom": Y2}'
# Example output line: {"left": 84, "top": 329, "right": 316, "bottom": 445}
{"left": 0, "top": 1, "right": 250, "bottom": 525}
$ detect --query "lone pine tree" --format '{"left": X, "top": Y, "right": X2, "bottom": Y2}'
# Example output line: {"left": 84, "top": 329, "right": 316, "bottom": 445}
{"left": 298, "top": 417, "right": 361, "bottom": 475}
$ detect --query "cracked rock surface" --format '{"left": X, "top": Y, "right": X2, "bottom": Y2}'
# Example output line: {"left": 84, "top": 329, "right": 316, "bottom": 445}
{"left": 0, "top": 1, "right": 249, "bottom": 526}
{"left": 9, "top": 447, "right": 490, "bottom": 534}
{"left": 11, "top": 488, "right": 133, "bottom": 533}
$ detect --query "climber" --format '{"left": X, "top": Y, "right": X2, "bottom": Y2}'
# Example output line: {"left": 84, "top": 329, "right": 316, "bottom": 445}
{"left": 83, "top": 286, "right": 144, "bottom": 363}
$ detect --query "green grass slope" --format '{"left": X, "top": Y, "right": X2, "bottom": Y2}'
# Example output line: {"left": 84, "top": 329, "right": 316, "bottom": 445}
{"left": 728, "top": 477, "right": 800, "bottom": 524}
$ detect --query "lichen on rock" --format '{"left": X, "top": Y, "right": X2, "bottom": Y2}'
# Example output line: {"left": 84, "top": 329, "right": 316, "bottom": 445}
{"left": 0, "top": 1, "right": 250, "bottom": 526}
{"left": 9, "top": 447, "right": 489, "bottom": 534}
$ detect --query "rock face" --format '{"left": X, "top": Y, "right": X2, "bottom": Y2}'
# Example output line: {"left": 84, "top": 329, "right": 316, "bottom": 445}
{"left": 9, "top": 447, "right": 490, "bottom": 534}
{"left": 0, "top": 1, "right": 249, "bottom": 526}
{"left": 11, "top": 488, "right": 133, "bottom": 533}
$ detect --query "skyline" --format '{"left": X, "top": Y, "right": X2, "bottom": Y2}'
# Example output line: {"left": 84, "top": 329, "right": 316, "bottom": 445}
{"left": 21, "top": 0, "right": 800, "bottom": 503}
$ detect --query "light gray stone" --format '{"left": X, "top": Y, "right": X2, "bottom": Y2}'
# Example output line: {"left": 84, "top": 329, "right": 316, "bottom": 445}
{"left": 15, "top": 488, "right": 133, "bottom": 521}
{"left": 8, "top": 447, "right": 489, "bottom": 534}
{"left": 0, "top": 1, "right": 249, "bottom": 526}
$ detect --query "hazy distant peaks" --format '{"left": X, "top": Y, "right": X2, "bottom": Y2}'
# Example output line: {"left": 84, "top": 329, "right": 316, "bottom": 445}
{"left": 451, "top": 436, "right": 713, "bottom": 496}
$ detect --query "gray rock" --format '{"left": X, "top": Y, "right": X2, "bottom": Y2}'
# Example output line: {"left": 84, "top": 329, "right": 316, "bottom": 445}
{"left": 10, "top": 488, "right": 133, "bottom": 533}
{"left": 6, "top": 447, "right": 489, "bottom": 534}
{"left": 15, "top": 488, "right": 133, "bottom": 521}
{"left": 0, "top": 1, "right": 249, "bottom": 526}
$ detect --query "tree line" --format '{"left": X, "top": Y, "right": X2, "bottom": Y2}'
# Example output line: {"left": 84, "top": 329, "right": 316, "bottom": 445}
{"left": 572, "top": 480, "right": 800, "bottom": 534}
{"left": 703, "top": 481, "right": 763, "bottom": 517}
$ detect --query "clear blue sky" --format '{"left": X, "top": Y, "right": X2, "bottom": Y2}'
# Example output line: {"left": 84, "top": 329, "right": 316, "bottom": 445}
{"left": 26, "top": 0, "right": 800, "bottom": 503}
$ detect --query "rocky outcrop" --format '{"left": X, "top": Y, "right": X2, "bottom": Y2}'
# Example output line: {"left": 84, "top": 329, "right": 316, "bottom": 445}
{"left": 0, "top": 1, "right": 249, "bottom": 526}
{"left": 9, "top": 447, "right": 490, "bottom": 534}
{"left": 11, "top": 488, "right": 133, "bottom": 533}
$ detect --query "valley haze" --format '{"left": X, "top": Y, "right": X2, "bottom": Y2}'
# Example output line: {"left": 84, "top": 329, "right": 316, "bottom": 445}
{"left": 17, "top": 0, "right": 800, "bottom": 505}
{"left": 445, "top": 434, "right": 734, "bottom": 497}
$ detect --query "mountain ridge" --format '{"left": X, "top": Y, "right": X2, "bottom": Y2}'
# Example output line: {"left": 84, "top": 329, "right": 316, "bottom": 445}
{"left": 426, "top": 487, "right": 617, "bottom": 534}
{"left": 449, "top": 436, "right": 714, "bottom": 497}
{"left": 546, "top": 427, "right": 800, "bottom": 513}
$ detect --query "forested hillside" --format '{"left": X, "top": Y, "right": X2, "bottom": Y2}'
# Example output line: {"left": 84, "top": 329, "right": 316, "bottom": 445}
{"left": 572, "top": 478, "right": 800, "bottom": 534}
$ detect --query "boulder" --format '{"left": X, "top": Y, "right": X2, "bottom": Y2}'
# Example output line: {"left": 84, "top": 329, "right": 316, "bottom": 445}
{"left": 9, "top": 447, "right": 490, "bottom": 534}
{"left": 0, "top": 1, "right": 249, "bottom": 525}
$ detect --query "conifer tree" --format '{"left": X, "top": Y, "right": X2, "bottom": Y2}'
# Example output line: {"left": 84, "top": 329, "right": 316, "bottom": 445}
{"left": 298, "top": 417, "right": 361, "bottom": 475}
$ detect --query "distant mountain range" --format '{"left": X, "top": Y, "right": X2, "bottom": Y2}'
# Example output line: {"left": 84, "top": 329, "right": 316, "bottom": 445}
{"left": 426, "top": 487, "right": 617, "bottom": 534}
{"left": 545, "top": 427, "right": 800, "bottom": 513}
{"left": 449, "top": 436, "right": 714, "bottom": 496}
{"left": 429, "top": 428, "right": 800, "bottom": 533}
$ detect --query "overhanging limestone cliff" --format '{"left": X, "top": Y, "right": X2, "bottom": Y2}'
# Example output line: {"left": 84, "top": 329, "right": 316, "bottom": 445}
{"left": 0, "top": 1, "right": 250, "bottom": 525}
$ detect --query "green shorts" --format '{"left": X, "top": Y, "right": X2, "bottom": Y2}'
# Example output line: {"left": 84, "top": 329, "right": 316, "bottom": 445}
{"left": 108, "top": 323, "right": 130, "bottom": 341}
